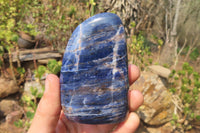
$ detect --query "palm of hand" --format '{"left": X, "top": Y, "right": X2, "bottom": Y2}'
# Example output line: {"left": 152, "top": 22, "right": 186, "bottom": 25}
{"left": 56, "top": 115, "right": 117, "bottom": 133}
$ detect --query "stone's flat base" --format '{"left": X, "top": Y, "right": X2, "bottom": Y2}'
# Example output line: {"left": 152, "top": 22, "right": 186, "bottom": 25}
{"left": 65, "top": 108, "right": 127, "bottom": 124}
{"left": 60, "top": 13, "right": 129, "bottom": 124}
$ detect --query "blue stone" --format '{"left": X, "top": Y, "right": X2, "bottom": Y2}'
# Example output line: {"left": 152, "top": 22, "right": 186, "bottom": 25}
{"left": 60, "top": 12, "right": 129, "bottom": 124}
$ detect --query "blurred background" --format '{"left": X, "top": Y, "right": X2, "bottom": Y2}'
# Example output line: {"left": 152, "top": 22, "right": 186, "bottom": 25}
{"left": 0, "top": 0, "right": 199, "bottom": 132}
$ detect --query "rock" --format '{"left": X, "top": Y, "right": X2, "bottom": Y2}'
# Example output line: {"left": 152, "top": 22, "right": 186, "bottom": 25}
{"left": 0, "top": 99, "right": 23, "bottom": 133}
{"left": 130, "top": 71, "right": 174, "bottom": 126}
{"left": 38, "top": 58, "right": 54, "bottom": 64}
{"left": 0, "top": 122, "right": 23, "bottom": 133}
{"left": 6, "top": 110, "right": 23, "bottom": 124}
{"left": 60, "top": 13, "right": 128, "bottom": 124}
{"left": 18, "top": 31, "right": 35, "bottom": 49}
{"left": 0, "top": 78, "right": 20, "bottom": 98}
{"left": 148, "top": 65, "right": 171, "bottom": 78}
{"left": 136, "top": 122, "right": 175, "bottom": 133}
{"left": 0, "top": 99, "right": 22, "bottom": 117}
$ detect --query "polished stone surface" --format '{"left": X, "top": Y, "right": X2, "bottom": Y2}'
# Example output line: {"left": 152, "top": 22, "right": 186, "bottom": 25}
{"left": 60, "top": 12, "right": 129, "bottom": 124}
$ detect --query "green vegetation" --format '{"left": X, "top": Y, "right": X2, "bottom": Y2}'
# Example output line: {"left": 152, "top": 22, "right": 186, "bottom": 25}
{"left": 128, "top": 32, "right": 164, "bottom": 70}
{"left": 0, "top": 0, "right": 37, "bottom": 46}
{"left": 47, "top": 59, "right": 62, "bottom": 74}
{"left": 14, "top": 59, "right": 61, "bottom": 131}
{"left": 169, "top": 62, "right": 200, "bottom": 130}
{"left": 14, "top": 86, "right": 43, "bottom": 130}
{"left": 87, "top": 0, "right": 96, "bottom": 16}
{"left": 0, "top": 1, "right": 88, "bottom": 130}
{"left": 0, "top": 0, "right": 90, "bottom": 53}
{"left": 34, "top": 59, "right": 62, "bottom": 80}
{"left": 189, "top": 48, "right": 199, "bottom": 61}
{"left": 128, "top": 32, "right": 150, "bottom": 70}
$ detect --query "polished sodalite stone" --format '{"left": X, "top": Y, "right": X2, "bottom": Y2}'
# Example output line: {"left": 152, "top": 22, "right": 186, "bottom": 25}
{"left": 60, "top": 12, "right": 129, "bottom": 124}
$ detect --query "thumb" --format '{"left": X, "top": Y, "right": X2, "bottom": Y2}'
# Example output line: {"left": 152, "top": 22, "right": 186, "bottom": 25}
{"left": 28, "top": 74, "right": 61, "bottom": 133}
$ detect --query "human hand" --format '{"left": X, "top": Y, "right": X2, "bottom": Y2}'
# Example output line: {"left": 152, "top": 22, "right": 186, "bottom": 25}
{"left": 28, "top": 64, "right": 143, "bottom": 133}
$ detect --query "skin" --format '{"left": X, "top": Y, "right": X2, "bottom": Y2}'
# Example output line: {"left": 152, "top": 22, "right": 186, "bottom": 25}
{"left": 28, "top": 64, "right": 144, "bottom": 133}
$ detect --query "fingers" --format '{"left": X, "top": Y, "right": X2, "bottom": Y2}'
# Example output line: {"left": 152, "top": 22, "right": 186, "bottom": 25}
{"left": 128, "top": 64, "right": 143, "bottom": 111}
{"left": 128, "top": 64, "right": 140, "bottom": 85}
{"left": 28, "top": 74, "right": 61, "bottom": 133}
{"left": 55, "top": 119, "right": 68, "bottom": 133}
{"left": 113, "top": 112, "right": 140, "bottom": 133}
{"left": 128, "top": 89, "right": 144, "bottom": 112}
{"left": 113, "top": 89, "right": 143, "bottom": 133}
{"left": 114, "top": 90, "right": 143, "bottom": 133}
{"left": 113, "top": 63, "right": 143, "bottom": 133}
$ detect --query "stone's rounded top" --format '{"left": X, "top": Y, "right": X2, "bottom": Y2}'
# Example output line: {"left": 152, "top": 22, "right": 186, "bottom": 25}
{"left": 66, "top": 12, "right": 124, "bottom": 51}
{"left": 82, "top": 12, "right": 122, "bottom": 26}
{"left": 63, "top": 12, "right": 126, "bottom": 64}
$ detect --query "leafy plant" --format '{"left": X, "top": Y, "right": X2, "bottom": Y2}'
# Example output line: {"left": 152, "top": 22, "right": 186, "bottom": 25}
{"left": 34, "top": 59, "right": 61, "bottom": 80}
{"left": 14, "top": 119, "right": 23, "bottom": 128}
{"left": 15, "top": 59, "right": 61, "bottom": 130}
{"left": 47, "top": 59, "right": 62, "bottom": 74}
{"left": 0, "top": 0, "right": 38, "bottom": 80}
{"left": 1, "top": 0, "right": 89, "bottom": 52}
{"left": 34, "top": 65, "right": 47, "bottom": 80}
{"left": 169, "top": 62, "right": 200, "bottom": 131}
{"left": 128, "top": 32, "right": 151, "bottom": 70}
{"left": 190, "top": 48, "right": 199, "bottom": 61}
{"left": 17, "top": 67, "right": 25, "bottom": 76}
{"left": 28, "top": 0, "right": 89, "bottom": 49}
{"left": 0, "top": 0, "right": 37, "bottom": 44}
{"left": 87, "top": 0, "right": 96, "bottom": 16}
{"left": 68, "top": 5, "right": 76, "bottom": 17}
{"left": 15, "top": 86, "right": 44, "bottom": 131}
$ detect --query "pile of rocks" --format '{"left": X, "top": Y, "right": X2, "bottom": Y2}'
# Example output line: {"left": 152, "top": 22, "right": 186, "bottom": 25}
{"left": 0, "top": 75, "right": 46, "bottom": 133}
{"left": 0, "top": 78, "right": 23, "bottom": 133}
{"left": 131, "top": 65, "right": 200, "bottom": 133}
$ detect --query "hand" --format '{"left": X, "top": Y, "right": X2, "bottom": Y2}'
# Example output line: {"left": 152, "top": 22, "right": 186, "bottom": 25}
{"left": 28, "top": 64, "right": 143, "bottom": 133}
